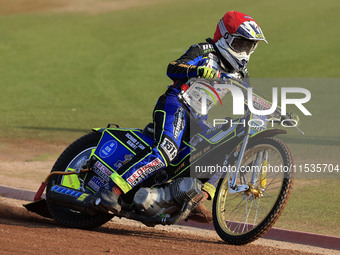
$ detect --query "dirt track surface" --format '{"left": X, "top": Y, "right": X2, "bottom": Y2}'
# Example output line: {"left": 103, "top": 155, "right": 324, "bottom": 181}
{"left": 0, "top": 138, "right": 339, "bottom": 254}
{"left": 0, "top": 138, "right": 68, "bottom": 191}
{"left": 1, "top": 198, "right": 338, "bottom": 255}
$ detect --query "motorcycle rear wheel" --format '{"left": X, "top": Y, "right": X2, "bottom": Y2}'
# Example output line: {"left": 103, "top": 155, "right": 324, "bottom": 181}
{"left": 213, "top": 137, "right": 294, "bottom": 245}
{"left": 46, "top": 132, "right": 114, "bottom": 229}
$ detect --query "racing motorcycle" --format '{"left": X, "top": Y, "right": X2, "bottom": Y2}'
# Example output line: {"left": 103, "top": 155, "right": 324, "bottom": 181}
{"left": 25, "top": 76, "right": 300, "bottom": 245}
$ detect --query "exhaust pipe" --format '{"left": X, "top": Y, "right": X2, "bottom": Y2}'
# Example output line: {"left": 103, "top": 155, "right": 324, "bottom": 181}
{"left": 47, "top": 185, "right": 98, "bottom": 215}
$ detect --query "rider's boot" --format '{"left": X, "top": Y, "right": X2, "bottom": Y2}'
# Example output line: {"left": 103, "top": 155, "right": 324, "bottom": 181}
{"left": 187, "top": 190, "right": 213, "bottom": 223}
{"left": 95, "top": 184, "right": 122, "bottom": 214}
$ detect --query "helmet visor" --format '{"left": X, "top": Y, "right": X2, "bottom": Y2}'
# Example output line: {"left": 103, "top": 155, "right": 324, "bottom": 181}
{"left": 230, "top": 37, "right": 258, "bottom": 54}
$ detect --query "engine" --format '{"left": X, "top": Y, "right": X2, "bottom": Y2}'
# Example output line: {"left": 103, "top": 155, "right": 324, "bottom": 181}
{"left": 133, "top": 178, "right": 204, "bottom": 217}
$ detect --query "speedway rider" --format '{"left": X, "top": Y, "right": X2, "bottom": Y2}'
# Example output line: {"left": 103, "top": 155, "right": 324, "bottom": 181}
{"left": 96, "top": 11, "right": 267, "bottom": 223}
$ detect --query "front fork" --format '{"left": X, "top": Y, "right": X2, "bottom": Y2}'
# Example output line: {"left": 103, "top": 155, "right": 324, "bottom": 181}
{"left": 228, "top": 134, "right": 269, "bottom": 194}
{"left": 228, "top": 134, "right": 250, "bottom": 194}
{"left": 207, "top": 133, "right": 267, "bottom": 195}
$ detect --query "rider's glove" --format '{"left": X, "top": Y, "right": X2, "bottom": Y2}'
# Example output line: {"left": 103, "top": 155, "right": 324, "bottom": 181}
{"left": 281, "top": 112, "right": 300, "bottom": 126}
{"left": 197, "top": 66, "right": 217, "bottom": 79}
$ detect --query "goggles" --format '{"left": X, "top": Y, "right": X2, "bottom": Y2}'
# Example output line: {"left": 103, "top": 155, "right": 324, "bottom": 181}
{"left": 218, "top": 18, "right": 259, "bottom": 55}
{"left": 226, "top": 36, "right": 258, "bottom": 55}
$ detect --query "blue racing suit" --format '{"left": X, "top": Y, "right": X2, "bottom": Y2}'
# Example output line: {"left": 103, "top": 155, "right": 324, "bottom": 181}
{"left": 111, "top": 38, "right": 247, "bottom": 198}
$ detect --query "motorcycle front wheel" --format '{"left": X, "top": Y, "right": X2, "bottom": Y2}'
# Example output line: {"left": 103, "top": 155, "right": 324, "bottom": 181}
{"left": 213, "top": 137, "right": 294, "bottom": 245}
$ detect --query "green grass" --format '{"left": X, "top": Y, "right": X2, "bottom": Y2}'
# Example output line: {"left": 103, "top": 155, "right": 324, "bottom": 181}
{"left": 0, "top": 0, "right": 339, "bottom": 235}
{"left": 203, "top": 178, "right": 340, "bottom": 236}
{"left": 0, "top": 0, "right": 339, "bottom": 142}
{"left": 275, "top": 179, "right": 340, "bottom": 236}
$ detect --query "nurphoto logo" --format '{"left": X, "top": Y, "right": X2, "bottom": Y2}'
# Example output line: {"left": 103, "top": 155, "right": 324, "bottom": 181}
{"left": 200, "top": 83, "right": 312, "bottom": 116}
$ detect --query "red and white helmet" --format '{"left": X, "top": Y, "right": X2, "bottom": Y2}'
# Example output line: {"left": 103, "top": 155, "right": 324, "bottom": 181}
{"left": 213, "top": 11, "right": 267, "bottom": 71}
